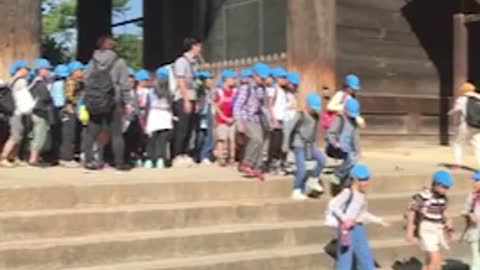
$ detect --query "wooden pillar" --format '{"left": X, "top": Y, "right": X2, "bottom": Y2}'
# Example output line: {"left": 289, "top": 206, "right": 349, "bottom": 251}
{"left": 0, "top": 0, "right": 41, "bottom": 79}
{"left": 287, "top": 0, "right": 336, "bottom": 105}
{"left": 77, "top": 0, "right": 112, "bottom": 62}
{"left": 453, "top": 13, "right": 468, "bottom": 99}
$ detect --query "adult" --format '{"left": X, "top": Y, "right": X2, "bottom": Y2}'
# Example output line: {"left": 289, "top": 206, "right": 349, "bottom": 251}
{"left": 83, "top": 34, "right": 130, "bottom": 171}
{"left": 0, "top": 60, "right": 34, "bottom": 167}
{"left": 172, "top": 37, "right": 202, "bottom": 167}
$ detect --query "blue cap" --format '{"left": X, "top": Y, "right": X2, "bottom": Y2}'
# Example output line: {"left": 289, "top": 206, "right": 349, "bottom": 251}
{"left": 287, "top": 72, "right": 300, "bottom": 86}
{"left": 345, "top": 97, "right": 360, "bottom": 118}
{"left": 351, "top": 164, "right": 371, "bottom": 180}
{"left": 33, "top": 58, "right": 52, "bottom": 71}
{"left": 432, "top": 170, "right": 453, "bottom": 188}
{"left": 306, "top": 93, "right": 322, "bottom": 112}
{"left": 135, "top": 69, "right": 151, "bottom": 81}
{"left": 68, "top": 61, "right": 85, "bottom": 73}
{"left": 156, "top": 67, "right": 169, "bottom": 79}
{"left": 253, "top": 63, "right": 271, "bottom": 79}
{"left": 9, "top": 60, "right": 29, "bottom": 76}
{"left": 345, "top": 74, "right": 361, "bottom": 91}
{"left": 54, "top": 64, "right": 70, "bottom": 78}
{"left": 197, "top": 71, "right": 212, "bottom": 79}
{"left": 240, "top": 68, "right": 253, "bottom": 78}
{"left": 271, "top": 67, "right": 288, "bottom": 78}
{"left": 128, "top": 68, "right": 135, "bottom": 76}
{"left": 473, "top": 171, "right": 480, "bottom": 181}
{"left": 221, "top": 69, "right": 237, "bottom": 79}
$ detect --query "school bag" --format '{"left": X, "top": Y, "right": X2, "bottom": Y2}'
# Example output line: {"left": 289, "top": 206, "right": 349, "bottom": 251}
{"left": 84, "top": 58, "right": 117, "bottom": 115}
{"left": 324, "top": 188, "right": 354, "bottom": 227}
{"left": 466, "top": 95, "right": 480, "bottom": 128}
{"left": 0, "top": 79, "right": 19, "bottom": 116}
{"left": 322, "top": 92, "right": 349, "bottom": 129}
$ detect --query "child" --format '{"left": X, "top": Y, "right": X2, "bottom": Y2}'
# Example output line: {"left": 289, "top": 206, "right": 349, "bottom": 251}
{"left": 405, "top": 170, "right": 453, "bottom": 270}
{"left": 283, "top": 93, "right": 326, "bottom": 200}
{"left": 449, "top": 82, "right": 478, "bottom": 168}
{"left": 462, "top": 171, "right": 480, "bottom": 270}
{"left": 326, "top": 97, "right": 361, "bottom": 187}
{"left": 267, "top": 67, "right": 288, "bottom": 174}
{"left": 327, "top": 74, "right": 361, "bottom": 114}
{"left": 130, "top": 69, "right": 151, "bottom": 167}
{"left": 143, "top": 67, "right": 173, "bottom": 169}
{"left": 29, "top": 58, "right": 55, "bottom": 167}
{"left": 214, "top": 69, "right": 237, "bottom": 166}
{"left": 59, "top": 60, "right": 85, "bottom": 167}
{"left": 332, "top": 164, "right": 388, "bottom": 270}
{"left": 196, "top": 71, "right": 215, "bottom": 165}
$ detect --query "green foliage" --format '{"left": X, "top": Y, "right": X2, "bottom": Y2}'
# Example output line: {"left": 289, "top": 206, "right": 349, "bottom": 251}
{"left": 115, "top": 34, "right": 143, "bottom": 69}
{"left": 41, "top": 0, "right": 142, "bottom": 66}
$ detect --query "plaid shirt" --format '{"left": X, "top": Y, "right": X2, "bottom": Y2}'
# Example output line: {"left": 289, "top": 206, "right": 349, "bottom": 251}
{"left": 233, "top": 81, "right": 266, "bottom": 122}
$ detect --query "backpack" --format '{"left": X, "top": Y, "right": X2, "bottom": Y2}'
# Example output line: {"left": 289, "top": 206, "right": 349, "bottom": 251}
{"left": 466, "top": 95, "right": 480, "bottom": 128}
{"left": 324, "top": 188, "right": 354, "bottom": 227}
{"left": 84, "top": 58, "right": 117, "bottom": 115}
{"left": 322, "top": 92, "right": 349, "bottom": 129}
{"left": 0, "top": 78, "right": 19, "bottom": 116}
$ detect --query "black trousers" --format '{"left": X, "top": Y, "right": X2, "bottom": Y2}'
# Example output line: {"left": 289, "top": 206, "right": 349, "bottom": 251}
{"left": 173, "top": 99, "right": 196, "bottom": 158}
{"left": 146, "top": 130, "right": 170, "bottom": 162}
{"left": 59, "top": 110, "right": 82, "bottom": 161}
{"left": 268, "top": 128, "right": 284, "bottom": 161}
{"left": 124, "top": 118, "right": 145, "bottom": 164}
{"left": 84, "top": 105, "right": 125, "bottom": 166}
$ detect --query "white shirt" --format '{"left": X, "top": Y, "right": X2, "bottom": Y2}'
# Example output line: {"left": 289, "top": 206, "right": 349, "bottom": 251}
{"left": 284, "top": 92, "right": 297, "bottom": 122}
{"left": 267, "top": 85, "right": 287, "bottom": 121}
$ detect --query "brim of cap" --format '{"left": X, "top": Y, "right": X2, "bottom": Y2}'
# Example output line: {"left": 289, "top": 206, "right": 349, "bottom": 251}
{"left": 347, "top": 112, "right": 359, "bottom": 118}
{"left": 349, "top": 84, "right": 361, "bottom": 91}
{"left": 56, "top": 72, "right": 70, "bottom": 77}
{"left": 309, "top": 105, "right": 321, "bottom": 112}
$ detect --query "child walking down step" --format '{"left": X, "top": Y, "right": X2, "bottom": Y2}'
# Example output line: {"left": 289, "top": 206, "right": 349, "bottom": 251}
{"left": 462, "top": 171, "right": 480, "bottom": 270}
{"left": 330, "top": 164, "right": 389, "bottom": 270}
{"left": 405, "top": 170, "right": 453, "bottom": 270}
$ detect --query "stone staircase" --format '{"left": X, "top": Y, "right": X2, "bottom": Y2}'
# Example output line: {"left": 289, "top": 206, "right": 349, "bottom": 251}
{"left": 0, "top": 167, "right": 472, "bottom": 270}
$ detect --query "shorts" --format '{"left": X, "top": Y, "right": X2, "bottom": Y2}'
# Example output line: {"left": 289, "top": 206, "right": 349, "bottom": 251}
{"left": 216, "top": 124, "right": 235, "bottom": 141}
{"left": 419, "top": 221, "right": 449, "bottom": 252}
{"left": 9, "top": 115, "right": 24, "bottom": 143}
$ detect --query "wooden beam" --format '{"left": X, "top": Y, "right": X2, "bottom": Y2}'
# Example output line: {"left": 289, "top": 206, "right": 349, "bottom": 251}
{"left": 0, "top": 0, "right": 41, "bottom": 79}
{"left": 77, "top": 0, "right": 112, "bottom": 62}
{"left": 287, "top": 0, "right": 336, "bottom": 104}
{"left": 453, "top": 13, "right": 468, "bottom": 99}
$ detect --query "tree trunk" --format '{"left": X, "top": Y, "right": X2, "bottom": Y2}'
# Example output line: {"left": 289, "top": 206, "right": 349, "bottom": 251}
{"left": 287, "top": 0, "right": 336, "bottom": 104}
{"left": 77, "top": 0, "right": 112, "bottom": 62}
{"left": 0, "top": 0, "right": 41, "bottom": 79}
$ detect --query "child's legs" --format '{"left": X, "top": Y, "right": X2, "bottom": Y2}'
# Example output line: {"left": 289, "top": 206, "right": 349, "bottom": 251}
{"left": 471, "top": 241, "right": 480, "bottom": 270}
{"left": 147, "top": 132, "right": 160, "bottom": 162}
{"left": 157, "top": 130, "right": 170, "bottom": 160}
{"left": 311, "top": 145, "right": 326, "bottom": 178}
{"left": 293, "top": 147, "right": 307, "bottom": 191}
{"left": 228, "top": 125, "right": 236, "bottom": 161}
{"left": 351, "top": 225, "right": 375, "bottom": 270}
{"left": 335, "top": 152, "right": 357, "bottom": 186}
{"left": 30, "top": 115, "right": 49, "bottom": 161}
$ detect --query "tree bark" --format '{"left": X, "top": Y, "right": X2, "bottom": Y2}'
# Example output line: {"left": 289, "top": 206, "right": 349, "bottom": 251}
{"left": 287, "top": 0, "right": 336, "bottom": 104}
{"left": 77, "top": 0, "right": 112, "bottom": 62}
{"left": 0, "top": 0, "right": 41, "bottom": 79}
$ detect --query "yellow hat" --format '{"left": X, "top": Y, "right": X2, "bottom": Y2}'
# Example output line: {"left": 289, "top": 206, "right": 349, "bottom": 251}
{"left": 460, "top": 82, "right": 476, "bottom": 95}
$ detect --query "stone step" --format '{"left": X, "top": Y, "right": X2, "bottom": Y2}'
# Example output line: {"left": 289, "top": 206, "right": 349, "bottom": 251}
{"left": 0, "top": 172, "right": 471, "bottom": 212}
{"left": 0, "top": 215, "right": 468, "bottom": 270}
{"left": 64, "top": 239, "right": 469, "bottom": 270}
{"left": 0, "top": 192, "right": 467, "bottom": 242}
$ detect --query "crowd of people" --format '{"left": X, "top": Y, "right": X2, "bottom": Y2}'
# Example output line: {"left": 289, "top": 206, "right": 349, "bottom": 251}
{"left": 0, "top": 34, "right": 365, "bottom": 200}
{"left": 4, "top": 33, "right": 480, "bottom": 269}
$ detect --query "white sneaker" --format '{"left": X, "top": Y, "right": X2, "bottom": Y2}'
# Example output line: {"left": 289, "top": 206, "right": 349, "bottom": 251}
{"left": 183, "top": 157, "right": 196, "bottom": 167}
{"left": 306, "top": 177, "right": 324, "bottom": 193}
{"left": 291, "top": 189, "right": 309, "bottom": 200}
{"left": 201, "top": 159, "right": 212, "bottom": 166}
{"left": 173, "top": 157, "right": 186, "bottom": 167}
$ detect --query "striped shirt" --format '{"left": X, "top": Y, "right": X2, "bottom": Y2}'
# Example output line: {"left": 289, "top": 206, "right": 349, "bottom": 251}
{"left": 409, "top": 189, "right": 448, "bottom": 223}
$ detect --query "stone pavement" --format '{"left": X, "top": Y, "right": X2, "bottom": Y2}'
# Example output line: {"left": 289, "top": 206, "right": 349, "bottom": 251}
{"left": 0, "top": 145, "right": 475, "bottom": 270}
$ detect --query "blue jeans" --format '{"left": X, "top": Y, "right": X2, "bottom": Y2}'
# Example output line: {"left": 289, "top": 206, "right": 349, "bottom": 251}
{"left": 293, "top": 145, "right": 326, "bottom": 190}
{"left": 198, "top": 114, "right": 214, "bottom": 161}
{"left": 336, "top": 224, "right": 375, "bottom": 270}
{"left": 334, "top": 152, "right": 357, "bottom": 186}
